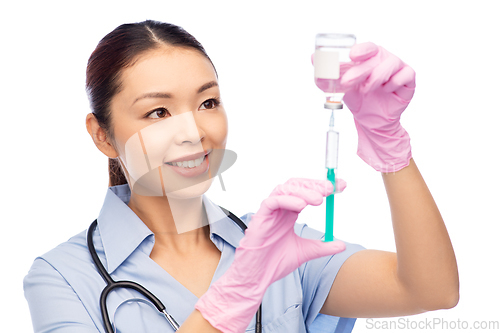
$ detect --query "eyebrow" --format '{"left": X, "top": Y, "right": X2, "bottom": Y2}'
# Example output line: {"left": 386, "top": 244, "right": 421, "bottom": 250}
{"left": 197, "top": 80, "right": 218, "bottom": 94}
{"left": 132, "top": 81, "right": 219, "bottom": 105}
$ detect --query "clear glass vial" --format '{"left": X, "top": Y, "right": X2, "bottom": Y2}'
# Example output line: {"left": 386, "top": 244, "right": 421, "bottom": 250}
{"left": 314, "top": 33, "right": 356, "bottom": 109}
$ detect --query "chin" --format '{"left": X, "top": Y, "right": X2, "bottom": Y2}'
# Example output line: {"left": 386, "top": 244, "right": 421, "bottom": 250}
{"left": 163, "top": 177, "right": 214, "bottom": 200}
{"left": 128, "top": 166, "right": 216, "bottom": 198}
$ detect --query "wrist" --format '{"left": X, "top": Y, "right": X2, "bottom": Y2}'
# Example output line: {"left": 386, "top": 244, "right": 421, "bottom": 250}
{"left": 355, "top": 120, "right": 412, "bottom": 173}
{"left": 195, "top": 269, "right": 265, "bottom": 333}
{"left": 195, "top": 249, "right": 270, "bottom": 333}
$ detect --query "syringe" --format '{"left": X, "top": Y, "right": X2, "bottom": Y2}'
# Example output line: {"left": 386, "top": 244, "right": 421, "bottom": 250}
{"left": 324, "top": 111, "right": 339, "bottom": 242}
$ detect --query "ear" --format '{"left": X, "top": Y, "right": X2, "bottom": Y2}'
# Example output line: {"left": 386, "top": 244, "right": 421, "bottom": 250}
{"left": 86, "top": 113, "right": 119, "bottom": 158}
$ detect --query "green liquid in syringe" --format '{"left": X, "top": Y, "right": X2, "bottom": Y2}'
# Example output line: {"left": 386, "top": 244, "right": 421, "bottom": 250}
{"left": 324, "top": 168, "right": 336, "bottom": 242}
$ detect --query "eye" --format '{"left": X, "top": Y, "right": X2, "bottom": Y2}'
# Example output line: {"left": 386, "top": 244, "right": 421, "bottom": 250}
{"left": 199, "top": 98, "right": 220, "bottom": 110}
{"left": 146, "top": 107, "right": 170, "bottom": 119}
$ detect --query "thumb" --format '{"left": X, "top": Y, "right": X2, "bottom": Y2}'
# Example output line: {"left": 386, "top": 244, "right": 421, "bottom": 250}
{"left": 335, "top": 178, "right": 347, "bottom": 193}
{"left": 299, "top": 239, "right": 346, "bottom": 264}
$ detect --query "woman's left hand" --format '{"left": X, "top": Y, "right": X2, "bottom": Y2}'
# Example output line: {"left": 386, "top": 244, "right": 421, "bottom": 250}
{"left": 342, "top": 42, "right": 416, "bottom": 173}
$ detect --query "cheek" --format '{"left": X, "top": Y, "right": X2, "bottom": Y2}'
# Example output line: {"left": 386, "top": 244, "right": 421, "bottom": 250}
{"left": 108, "top": 111, "right": 139, "bottom": 156}
{"left": 196, "top": 111, "right": 228, "bottom": 148}
{"left": 202, "top": 112, "right": 228, "bottom": 145}
{"left": 113, "top": 125, "right": 143, "bottom": 158}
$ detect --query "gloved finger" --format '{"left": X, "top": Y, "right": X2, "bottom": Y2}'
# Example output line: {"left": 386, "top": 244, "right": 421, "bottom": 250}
{"left": 349, "top": 42, "right": 379, "bottom": 62}
{"left": 341, "top": 42, "right": 379, "bottom": 88}
{"left": 272, "top": 178, "right": 334, "bottom": 198}
{"left": 394, "top": 85, "right": 415, "bottom": 101}
{"left": 271, "top": 184, "right": 326, "bottom": 207}
{"left": 259, "top": 195, "right": 308, "bottom": 216}
{"left": 334, "top": 178, "right": 347, "bottom": 193}
{"left": 281, "top": 177, "right": 346, "bottom": 195}
{"left": 298, "top": 238, "right": 346, "bottom": 264}
{"left": 294, "top": 178, "right": 335, "bottom": 197}
{"left": 382, "top": 65, "right": 416, "bottom": 93}
{"left": 361, "top": 52, "right": 405, "bottom": 94}
{"left": 340, "top": 57, "right": 378, "bottom": 88}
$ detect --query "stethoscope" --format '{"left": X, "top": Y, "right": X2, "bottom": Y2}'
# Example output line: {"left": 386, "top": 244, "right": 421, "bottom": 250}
{"left": 87, "top": 206, "right": 263, "bottom": 333}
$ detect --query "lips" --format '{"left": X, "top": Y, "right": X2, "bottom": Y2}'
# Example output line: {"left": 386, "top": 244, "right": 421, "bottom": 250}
{"left": 166, "top": 150, "right": 211, "bottom": 164}
{"left": 164, "top": 149, "right": 211, "bottom": 178}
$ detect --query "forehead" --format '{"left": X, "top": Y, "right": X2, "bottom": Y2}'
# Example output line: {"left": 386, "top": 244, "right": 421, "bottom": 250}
{"left": 118, "top": 46, "right": 217, "bottom": 96}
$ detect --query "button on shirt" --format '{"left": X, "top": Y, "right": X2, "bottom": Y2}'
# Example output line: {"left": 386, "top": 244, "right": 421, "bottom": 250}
{"left": 24, "top": 184, "right": 365, "bottom": 333}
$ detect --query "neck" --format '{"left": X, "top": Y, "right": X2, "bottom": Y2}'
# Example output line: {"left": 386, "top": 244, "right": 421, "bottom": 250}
{"left": 127, "top": 193, "right": 211, "bottom": 255}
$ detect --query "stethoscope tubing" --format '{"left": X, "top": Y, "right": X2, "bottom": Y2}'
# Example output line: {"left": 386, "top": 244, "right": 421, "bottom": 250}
{"left": 88, "top": 220, "right": 180, "bottom": 331}
{"left": 87, "top": 206, "right": 262, "bottom": 333}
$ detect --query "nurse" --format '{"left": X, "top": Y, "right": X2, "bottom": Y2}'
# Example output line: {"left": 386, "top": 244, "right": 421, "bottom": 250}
{"left": 24, "top": 20, "right": 459, "bottom": 333}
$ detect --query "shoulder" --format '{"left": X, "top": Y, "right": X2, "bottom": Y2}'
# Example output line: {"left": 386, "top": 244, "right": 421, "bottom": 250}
{"left": 37, "top": 229, "right": 91, "bottom": 270}
{"left": 24, "top": 229, "right": 106, "bottom": 331}
{"left": 238, "top": 212, "right": 253, "bottom": 227}
{"left": 24, "top": 228, "right": 103, "bottom": 295}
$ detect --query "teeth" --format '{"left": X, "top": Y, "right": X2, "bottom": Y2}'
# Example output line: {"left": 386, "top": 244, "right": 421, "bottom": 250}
{"left": 195, "top": 156, "right": 204, "bottom": 166}
{"left": 168, "top": 155, "right": 205, "bottom": 168}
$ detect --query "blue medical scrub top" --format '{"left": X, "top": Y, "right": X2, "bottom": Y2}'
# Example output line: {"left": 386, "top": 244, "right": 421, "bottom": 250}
{"left": 24, "top": 184, "right": 365, "bottom": 333}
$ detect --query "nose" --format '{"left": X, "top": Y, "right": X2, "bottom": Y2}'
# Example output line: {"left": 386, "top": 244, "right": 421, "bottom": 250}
{"left": 173, "top": 111, "right": 204, "bottom": 145}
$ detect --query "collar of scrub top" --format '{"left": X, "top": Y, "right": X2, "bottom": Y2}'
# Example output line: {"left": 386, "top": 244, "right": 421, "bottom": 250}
{"left": 96, "top": 184, "right": 247, "bottom": 274}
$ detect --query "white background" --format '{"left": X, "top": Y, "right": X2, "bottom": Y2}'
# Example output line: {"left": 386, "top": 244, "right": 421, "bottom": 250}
{"left": 1, "top": 0, "right": 499, "bottom": 331}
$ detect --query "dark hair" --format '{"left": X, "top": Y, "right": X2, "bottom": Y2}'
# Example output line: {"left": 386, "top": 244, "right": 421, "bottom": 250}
{"left": 86, "top": 20, "right": 216, "bottom": 187}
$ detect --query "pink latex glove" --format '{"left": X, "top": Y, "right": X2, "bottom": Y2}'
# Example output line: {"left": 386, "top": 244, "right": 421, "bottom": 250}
{"left": 342, "top": 42, "right": 416, "bottom": 173}
{"left": 195, "top": 178, "right": 346, "bottom": 333}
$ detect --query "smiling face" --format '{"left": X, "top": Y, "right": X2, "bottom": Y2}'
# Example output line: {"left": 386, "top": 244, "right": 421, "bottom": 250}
{"left": 108, "top": 46, "right": 228, "bottom": 198}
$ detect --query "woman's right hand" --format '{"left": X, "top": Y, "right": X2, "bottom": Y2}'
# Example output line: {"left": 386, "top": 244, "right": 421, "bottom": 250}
{"left": 195, "top": 178, "right": 346, "bottom": 333}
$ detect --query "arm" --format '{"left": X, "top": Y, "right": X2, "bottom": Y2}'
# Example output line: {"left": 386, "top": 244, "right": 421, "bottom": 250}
{"left": 320, "top": 158, "right": 459, "bottom": 318}
{"left": 318, "top": 42, "right": 459, "bottom": 318}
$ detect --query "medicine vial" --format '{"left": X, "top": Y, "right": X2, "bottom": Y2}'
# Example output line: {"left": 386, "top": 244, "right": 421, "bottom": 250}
{"left": 314, "top": 33, "right": 356, "bottom": 109}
